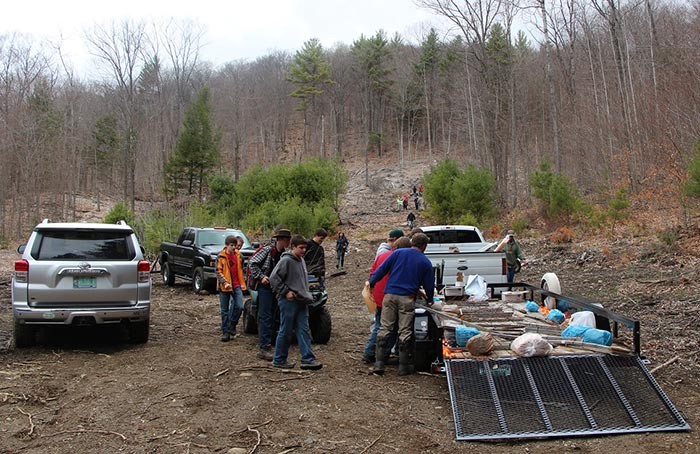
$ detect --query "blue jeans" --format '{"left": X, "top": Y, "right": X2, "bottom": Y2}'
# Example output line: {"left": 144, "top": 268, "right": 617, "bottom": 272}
{"left": 507, "top": 266, "right": 516, "bottom": 284}
{"left": 273, "top": 297, "right": 316, "bottom": 365}
{"left": 257, "top": 286, "right": 276, "bottom": 350}
{"left": 219, "top": 287, "right": 243, "bottom": 335}
{"left": 363, "top": 306, "right": 397, "bottom": 360}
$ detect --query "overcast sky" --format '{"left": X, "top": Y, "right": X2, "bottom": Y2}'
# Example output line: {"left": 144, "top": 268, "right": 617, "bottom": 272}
{"left": 2, "top": 0, "right": 443, "bottom": 75}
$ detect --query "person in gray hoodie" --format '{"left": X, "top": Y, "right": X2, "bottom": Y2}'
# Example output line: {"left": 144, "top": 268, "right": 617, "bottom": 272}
{"left": 269, "top": 234, "right": 323, "bottom": 370}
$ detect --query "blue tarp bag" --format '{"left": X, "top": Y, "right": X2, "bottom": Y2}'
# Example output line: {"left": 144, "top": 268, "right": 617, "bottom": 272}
{"left": 455, "top": 326, "right": 481, "bottom": 347}
{"left": 556, "top": 299, "right": 569, "bottom": 312}
{"left": 525, "top": 301, "right": 540, "bottom": 312}
{"left": 561, "top": 325, "right": 592, "bottom": 339}
{"left": 546, "top": 309, "right": 565, "bottom": 324}
{"left": 582, "top": 328, "right": 613, "bottom": 346}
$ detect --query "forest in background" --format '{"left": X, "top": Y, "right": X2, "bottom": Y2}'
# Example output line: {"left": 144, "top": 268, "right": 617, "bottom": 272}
{"left": 1, "top": 0, "right": 699, "bottom": 240}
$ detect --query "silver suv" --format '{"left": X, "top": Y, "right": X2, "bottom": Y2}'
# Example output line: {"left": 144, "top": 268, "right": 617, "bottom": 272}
{"left": 12, "top": 220, "right": 152, "bottom": 347}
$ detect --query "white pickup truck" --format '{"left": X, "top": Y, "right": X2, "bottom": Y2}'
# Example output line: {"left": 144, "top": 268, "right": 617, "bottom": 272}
{"left": 421, "top": 225, "right": 507, "bottom": 287}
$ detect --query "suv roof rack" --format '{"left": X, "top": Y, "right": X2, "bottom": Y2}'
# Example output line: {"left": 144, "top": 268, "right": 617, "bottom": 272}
{"left": 116, "top": 220, "right": 127, "bottom": 225}
{"left": 41, "top": 219, "right": 50, "bottom": 224}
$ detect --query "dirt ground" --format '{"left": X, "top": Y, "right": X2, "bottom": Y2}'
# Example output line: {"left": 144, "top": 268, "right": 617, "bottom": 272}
{"left": 1, "top": 166, "right": 699, "bottom": 453}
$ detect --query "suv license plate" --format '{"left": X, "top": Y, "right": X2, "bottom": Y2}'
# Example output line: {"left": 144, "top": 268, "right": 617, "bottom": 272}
{"left": 73, "top": 277, "right": 97, "bottom": 288}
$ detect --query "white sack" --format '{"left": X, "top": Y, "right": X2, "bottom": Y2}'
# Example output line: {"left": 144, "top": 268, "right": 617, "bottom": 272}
{"left": 510, "top": 333, "right": 553, "bottom": 357}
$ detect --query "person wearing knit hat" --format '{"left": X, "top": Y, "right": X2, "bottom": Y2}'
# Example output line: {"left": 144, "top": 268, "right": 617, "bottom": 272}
{"left": 375, "top": 228, "right": 404, "bottom": 257}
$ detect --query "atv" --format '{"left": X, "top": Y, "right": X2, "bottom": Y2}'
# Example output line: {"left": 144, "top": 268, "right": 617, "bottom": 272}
{"left": 241, "top": 276, "right": 332, "bottom": 344}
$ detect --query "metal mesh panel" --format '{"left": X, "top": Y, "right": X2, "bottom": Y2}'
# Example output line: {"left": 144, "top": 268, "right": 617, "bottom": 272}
{"left": 446, "top": 355, "right": 690, "bottom": 441}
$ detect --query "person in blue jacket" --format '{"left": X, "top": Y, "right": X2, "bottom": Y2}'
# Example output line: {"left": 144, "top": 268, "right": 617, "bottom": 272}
{"left": 369, "top": 232, "right": 434, "bottom": 376}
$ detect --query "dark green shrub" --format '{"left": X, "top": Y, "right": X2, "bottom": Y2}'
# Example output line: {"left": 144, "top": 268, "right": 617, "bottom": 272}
{"left": 104, "top": 202, "right": 136, "bottom": 226}
{"left": 423, "top": 160, "right": 497, "bottom": 224}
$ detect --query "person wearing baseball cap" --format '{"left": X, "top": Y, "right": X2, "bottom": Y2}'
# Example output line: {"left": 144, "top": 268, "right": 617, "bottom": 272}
{"left": 375, "top": 228, "right": 404, "bottom": 257}
{"left": 248, "top": 226, "right": 292, "bottom": 360}
{"left": 494, "top": 229, "right": 524, "bottom": 283}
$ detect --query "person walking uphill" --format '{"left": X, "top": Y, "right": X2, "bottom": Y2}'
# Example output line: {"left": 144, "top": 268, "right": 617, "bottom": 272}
{"left": 369, "top": 233, "right": 434, "bottom": 376}
{"left": 335, "top": 232, "right": 349, "bottom": 269}
{"left": 270, "top": 235, "right": 323, "bottom": 370}
{"left": 247, "top": 227, "right": 292, "bottom": 360}
{"left": 494, "top": 229, "right": 524, "bottom": 284}
{"left": 216, "top": 235, "right": 247, "bottom": 342}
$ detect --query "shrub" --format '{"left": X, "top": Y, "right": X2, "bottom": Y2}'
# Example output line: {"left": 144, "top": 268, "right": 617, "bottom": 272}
{"left": 529, "top": 158, "right": 581, "bottom": 219}
{"left": 424, "top": 160, "right": 497, "bottom": 224}
{"left": 104, "top": 202, "right": 136, "bottom": 226}
{"left": 549, "top": 226, "right": 575, "bottom": 243}
{"left": 683, "top": 140, "right": 700, "bottom": 198}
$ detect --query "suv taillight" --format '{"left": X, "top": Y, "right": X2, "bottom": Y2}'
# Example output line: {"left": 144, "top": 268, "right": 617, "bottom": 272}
{"left": 15, "top": 259, "right": 29, "bottom": 283}
{"left": 138, "top": 260, "right": 151, "bottom": 283}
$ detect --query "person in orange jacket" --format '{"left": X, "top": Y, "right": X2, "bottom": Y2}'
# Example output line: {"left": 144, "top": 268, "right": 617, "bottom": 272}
{"left": 216, "top": 235, "right": 247, "bottom": 342}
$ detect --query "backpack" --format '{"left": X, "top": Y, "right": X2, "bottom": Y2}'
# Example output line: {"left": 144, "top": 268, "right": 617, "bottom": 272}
{"left": 244, "top": 242, "right": 278, "bottom": 290}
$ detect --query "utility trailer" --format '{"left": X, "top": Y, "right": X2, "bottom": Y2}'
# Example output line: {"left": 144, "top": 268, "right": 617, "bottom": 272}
{"left": 412, "top": 276, "right": 690, "bottom": 441}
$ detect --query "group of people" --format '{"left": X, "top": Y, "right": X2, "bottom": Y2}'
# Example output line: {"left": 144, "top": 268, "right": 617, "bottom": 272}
{"left": 214, "top": 222, "right": 524, "bottom": 377}
{"left": 215, "top": 227, "right": 351, "bottom": 371}
{"left": 364, "top": 227, "right": 434, "bottom": 376}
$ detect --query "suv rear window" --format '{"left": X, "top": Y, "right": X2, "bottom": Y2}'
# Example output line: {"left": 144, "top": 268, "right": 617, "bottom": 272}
{"left": 31, "top": 230, "right": 135, "bottom": 261}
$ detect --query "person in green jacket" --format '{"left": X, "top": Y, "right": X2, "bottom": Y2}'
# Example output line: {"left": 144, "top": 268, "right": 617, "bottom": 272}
{"left": 495, "top": 230, "right": 524, "bottom": 284}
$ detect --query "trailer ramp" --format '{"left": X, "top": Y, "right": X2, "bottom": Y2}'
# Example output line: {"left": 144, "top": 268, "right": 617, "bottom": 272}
{"left": 446, "top": 355, "right": 689, "bottom": 441}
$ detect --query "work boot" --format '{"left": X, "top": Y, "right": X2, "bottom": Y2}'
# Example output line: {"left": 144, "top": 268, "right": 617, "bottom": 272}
{"left": 398, "top": 349, "right": 415, "bottom": 376}
{"left": 372, "top": 347, "right": 386, "bottom": 375}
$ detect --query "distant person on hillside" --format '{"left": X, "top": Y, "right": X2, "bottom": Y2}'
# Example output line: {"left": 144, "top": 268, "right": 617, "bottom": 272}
{"left": 395, "top": 196, "right": 402, "bottom": 211}
{"left": 406, "top": 212, "right": 416, "bottom": 230}
{"left": 494, "top": 229, "right": 525, "bottom": 284}
{"left": 335, "top": 232, "right": 349, "bottom": 269}
{"left": 376, "top": 228, "right": 404, "bottom": 257}
{"left": 402, "top": 193, "right": 409, "bottom": 211}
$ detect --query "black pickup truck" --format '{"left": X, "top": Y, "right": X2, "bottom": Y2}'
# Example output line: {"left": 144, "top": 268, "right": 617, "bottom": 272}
{"left": 159, "top": 227, "right": 257, "bottom": 294}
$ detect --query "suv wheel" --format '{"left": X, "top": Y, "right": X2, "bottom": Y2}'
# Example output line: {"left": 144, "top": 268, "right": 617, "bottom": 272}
{"left": 129, "top": 320, "right": 149, "bottom": 344}
{"left": 193, "top": 267, "right": 205, "bottom": 294}
{"left": 162, "top": 262, "right": 175, "bottom": 286}
{"left": 309, "top": 306, "right": 332, "bottom": 344}
{"left": 13, "top": 320, "right": 36, "bottom": 348}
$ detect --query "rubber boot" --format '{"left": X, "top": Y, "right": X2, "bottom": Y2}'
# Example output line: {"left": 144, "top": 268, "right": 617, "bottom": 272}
{"left": 373, "top": 346, "right": 386, "bottom": 375}
{"left": 398, "top": 348, "right": 415, "bottom": 376}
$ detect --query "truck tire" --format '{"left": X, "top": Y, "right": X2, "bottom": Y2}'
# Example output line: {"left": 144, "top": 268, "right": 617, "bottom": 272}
{"left": 309, "top": 306, "right": 332, "bottom": 344}
{"left": 541, "top": 273, "right": 561, "bottom": 309}
{"left": 162, "top": 262, "right": 175, "bottom": 286}
{"left": 13, "top": 321, "right": 36, "bottom": 348}
{"left": 242, "top": 298, "right": 258, "bottom": 334}
{"left": 193, "top": 267, "right": 205, "bottom": 294}
{"left": 129, "top": 320, "right": 149, "bottom": 344}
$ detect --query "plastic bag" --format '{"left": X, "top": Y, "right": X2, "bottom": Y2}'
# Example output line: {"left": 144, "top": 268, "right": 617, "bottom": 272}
{"left": 510, "top": 333, "right": 552, "bottom": 357}
{"left": 525, "top": 300, "right": 540, "bottom": 312}
{"left": 455, "top": 326, "right": 481, "bottom": 347}
{"left": 561, "top": 325, "right": 592, "bottom": 339}
{"left": 546, "top": 308, "right": 566, "bottom": 324}
{"left": 582, "top": 328, "right": 613, "bottom": 346}
{"left": 569, "top": 311, "right": 596, "bottom": 328}
{"left": 467, "top": 333, "right": 495, "bottom": 356}
{"left": 362, "top": 281, "right": 376, "bottom": 314}
{"left": 464, "top": 274, "right": 488, "bottom": 300}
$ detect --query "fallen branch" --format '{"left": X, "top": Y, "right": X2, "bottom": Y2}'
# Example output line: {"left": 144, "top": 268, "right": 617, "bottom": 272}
{"left": 40, "top": 429, "right": 127, "bottom": 440}
{"left": 359, "top": 432, "right": 384, "bottom": 454}
{"left": 650, "top": 356, "right": 680, "bottom": 374}
{"left": 239, "top": 366, "right": 306, "bottom": 375}
{"left": 269, "top": 375, "right": 312, "bottom": 383}
{"left": 248, "top": 426, "right": 262, "bottom": 454}
{"left": 231, "top": 418, "right": 273, "bottom": 435}
{"left": 17, "top": 407, "right": 35, "bottom": 436}
{"left": 214, "top": 368, "right": 230, "bottom": 378}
